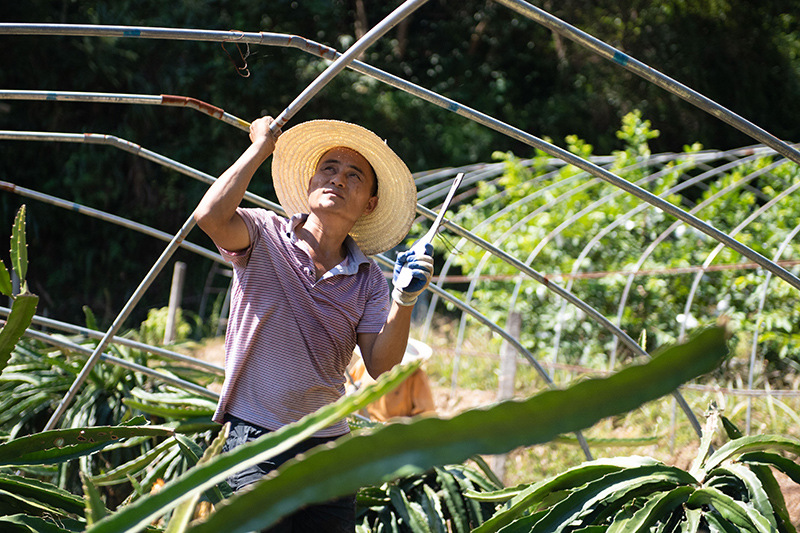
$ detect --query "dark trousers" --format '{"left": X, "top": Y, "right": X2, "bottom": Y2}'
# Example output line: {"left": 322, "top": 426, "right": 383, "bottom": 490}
{"left": 222, "top": 414, "right": 356, "bottom": 533}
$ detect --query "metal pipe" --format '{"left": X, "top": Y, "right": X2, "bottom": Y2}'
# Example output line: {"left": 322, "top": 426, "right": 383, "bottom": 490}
{"left": 20, "top": 328, "right": 219, "bottom": 400}
{"left": 4, "top": 24, "right": 797, "bottom": 290}
{"left": 0, "top": 130, "right": 284, "bottom": 214}
{"left": 414, "top": 203, "right": 706, "bottom": 437}
{"left": 39, "top": 1, "right": 427, "bottom": 429}
{"left": 0, "top": 90, "right": 250, "bottom": 131}
{"left": 678, "top": 170, "right": 800, "bottom": 342}
{"left": 372, "top": 253, "right": 593, "bottom": 460}
{"left": 551, "top": 151, "right": 756, "bottom": 366}
{"left": 493, "top": 0, "right": 800, "bottom": 166}
{"left": 44, "top": 215, "right": 198, "bottom": 430}
{"left": 745, "top": 221, "right": 800, "bottom": 432}
{"left": 584, "top": 153, "right": 781, "bottom": 365}
{"left": 0, "top": 177, "right": 222, "bottom": 264}
{"left": 0, "top": 306, "right": 224, "bottom": 375}
{"left": 270, "top": 0, "right": 429, "bottom": 133}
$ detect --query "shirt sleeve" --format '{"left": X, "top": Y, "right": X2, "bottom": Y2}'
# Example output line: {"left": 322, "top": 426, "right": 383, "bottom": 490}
{"left": 216, "top": 208, "right": 266, "bottom": 268}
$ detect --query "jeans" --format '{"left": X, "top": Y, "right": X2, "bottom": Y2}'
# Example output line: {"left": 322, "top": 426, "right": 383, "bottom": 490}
{"left": 222, "top": 413, "right": 356, "bottom": 533}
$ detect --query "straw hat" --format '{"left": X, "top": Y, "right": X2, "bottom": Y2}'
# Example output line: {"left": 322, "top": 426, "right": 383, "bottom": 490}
{"left": 272, "top": 120, "right": 417, "bottom": 256}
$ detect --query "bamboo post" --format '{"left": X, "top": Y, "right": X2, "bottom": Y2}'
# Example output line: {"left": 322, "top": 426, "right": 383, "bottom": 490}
{"left": 489, "top": 310, "right": 521, "bottom": 482}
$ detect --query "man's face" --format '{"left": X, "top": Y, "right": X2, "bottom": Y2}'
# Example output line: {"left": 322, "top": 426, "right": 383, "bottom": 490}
{"left": 307, "top": 147, "right": 378, "bottom": 222}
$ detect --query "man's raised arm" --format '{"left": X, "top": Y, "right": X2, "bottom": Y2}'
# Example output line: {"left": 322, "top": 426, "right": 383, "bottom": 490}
{"left": 195, "top": 116, "right": 280, "bottom": 252}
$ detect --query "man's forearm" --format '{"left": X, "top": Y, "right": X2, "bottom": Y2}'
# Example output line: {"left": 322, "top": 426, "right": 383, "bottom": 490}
{"left": 363, "top": 302, "right": 414, "bottom": 378}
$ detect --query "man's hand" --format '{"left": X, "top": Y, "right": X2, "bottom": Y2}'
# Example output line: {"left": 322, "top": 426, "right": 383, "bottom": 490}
{"left": 391, "top": 243, "right": 434, "bottom": 306}
{"left": 249, "top": 116, "right": 281, "bottom": 161}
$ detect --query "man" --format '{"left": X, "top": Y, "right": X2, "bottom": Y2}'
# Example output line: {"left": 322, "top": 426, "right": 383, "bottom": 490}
{"left": 194, "top": 115, "right": 433, "bottom": 531}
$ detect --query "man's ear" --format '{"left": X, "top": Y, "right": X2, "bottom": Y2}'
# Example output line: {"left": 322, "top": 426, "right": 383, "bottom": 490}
{"left": 364, "top": 195, "right": 378, "bottom": 216}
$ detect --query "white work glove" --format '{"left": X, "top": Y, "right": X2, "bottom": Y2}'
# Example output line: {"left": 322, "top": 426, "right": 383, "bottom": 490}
{"left": 391, "top": 243, "right": 434, "bottom": 306}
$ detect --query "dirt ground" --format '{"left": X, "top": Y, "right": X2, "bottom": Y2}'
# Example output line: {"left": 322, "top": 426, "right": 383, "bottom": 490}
{"left": 190, "top": 340, "right": 800, "bottom": 526}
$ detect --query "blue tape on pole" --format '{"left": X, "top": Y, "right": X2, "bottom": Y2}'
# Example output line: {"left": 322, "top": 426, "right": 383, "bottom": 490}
{"left": 46, "top": 93, "right": 57, "bottom": 101}
{"left": 613, "top": 51, "right": 629, "bottom": 66}
{"left": 448, "top": 102, "right": 460, "bottom": 112}
{"left": 123, "top": 29, "right": 141, "bottom": 37}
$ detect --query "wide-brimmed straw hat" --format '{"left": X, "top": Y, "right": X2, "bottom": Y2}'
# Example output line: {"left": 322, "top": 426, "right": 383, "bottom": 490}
{"left": 272, "top": 120, "right": 417, "bottom": 256}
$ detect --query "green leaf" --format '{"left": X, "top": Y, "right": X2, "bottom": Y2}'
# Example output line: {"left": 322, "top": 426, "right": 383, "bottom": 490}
{"left": 703, "top": 511, "right": 740, "bottom": 533}
{"left": 740, "top": 451, "right": 800, "bottom": 484}
{"left": 164, "top": 491, "right": 201, "bottom": 533}
{"left": 495, "top": 511, "right": 546, "bottom": 533}
{"left": 90, "top": 327, "right": 727, "bottom": 533}
{"left": 0, "top": 262, "right": 12, "bottom": 298}
{"left": 679, "top": 508, "right": 702, "bottom": 533}
{"left": 747, "top": 461, "right": 797, "bottom": 533}
{"left": 435, "top": 467, "right": 469, "bottom": 533}
{"left": 707, "top": 464, "right": 776, "bottom": 531}
{"left": 123, "top": 398, "right": 215, "bottom": 419}
{"left": 89, "top": 438, "right": 177, "bottom": 486}
{"left": 529, "top": 465, "right": 696, "bottom": 533}
{"left": 468, "top": 454, "right": 504, "bottom": 489}
{"left": 687, "top": 487, "right": 773, "bottom": 533}
{"left": 0, "top": 293, "right": 38, "bottom": 372}
{"left": 10, "top": 205, "right": 27, "bottom": 286}
{"left": 129, "top": 389, "right": 217, "bottom": 409}
{"left": 474, "top": 457, "right": 659, "bottom": 533}
{"left": 389, "top": 485, "right": 432, "bottom": 533}
{"left": 0, "top": 487, "right": 73, "bottom": 517}
{"left": 83, "top": 306, "right": 99, "bottom": 334}
{"left": 82, "top": 474, "right": 109, "bottom": 526}
{"left": 720, "top": 416, "right": 743, "bottom": 440}
{"left": 606, "top": 486, "right": 694, "bottom": 533}
{"left": 357, "top": 485, "right": 391, "bottom": 506}
{"left": 420, "top": 484, "right": 447, "bottom": 533}
{"left": 0, "top": 513, "right": 84, "bottom": 533}
{"left": 702, "top": 435, "right": 800, "bottom": 475}
{"left": 186, "top": 424, "right": 230, "bottom": 505}
{"left": 0, "top": 473, "right": 85, "bottom": 517}
{"left": 690, "top": 406, "right": 720, "bottom": 477}
{"left": 448, "top": 467, "right": 484, "bottom": 526}
{"left": 0, "top": 425, "right": 173, "bottom": 466}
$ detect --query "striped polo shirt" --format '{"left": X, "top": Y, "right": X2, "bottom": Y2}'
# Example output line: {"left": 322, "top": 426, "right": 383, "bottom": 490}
{"left": 212, "top": 208, "right": 390, "bottom": 437}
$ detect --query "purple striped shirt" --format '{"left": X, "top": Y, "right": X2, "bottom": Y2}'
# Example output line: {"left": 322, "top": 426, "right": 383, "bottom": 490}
{"left": 212, "top": 209, "right": 390, "bottom": 436}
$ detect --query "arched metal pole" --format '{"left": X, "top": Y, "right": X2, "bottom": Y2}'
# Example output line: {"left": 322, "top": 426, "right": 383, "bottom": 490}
{"left": 20, "top": 328, "right": 219, "bottom": 400}
{"left": 40, "top": 0, "right": 428, "bottom": 430}
{"left": 0, "top": 306, "right": 224, "bottom": 375}
{"left": 678, "top": 168, "right": 800, "bottom": 342}
{"left": 570, "top": 151, "right": 780, "bottom": 369}
{"left": 371, "top": 253, "right": 594, "bottom": 460}
{"left": 43, "top": 214, "right": 198, "bottom": 430}
{"left": 559, "top": 150, "right": 776, "bottom": 366}
{"left": 4, "top": 24, "right": 797, "bottom": 289}
{"left": 745, "top": 220, "right": 800, "bottom": 433}
{"left": 0, "top": 90, "right": 251, "bottom": 131}
{"left": 422, "top": 165, "right": 584, "bottom": 340}
{"left": 493, "top": 0, "right": 800, "bottom": 166}
{"left": 413, "top": 204, "right": 706, "bottom": 438}
{"left": 0, "top": 176, "right": 222, "bottom": 264}
{"left": 443, "top": 156, "right": 707, "bottom": 439}
{"left": 0, "top": 130, "right": 284, "bottom": 213}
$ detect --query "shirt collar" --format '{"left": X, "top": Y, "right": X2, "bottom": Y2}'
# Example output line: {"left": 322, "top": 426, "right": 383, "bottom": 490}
{"left": 284, "top": 214, "right": 370, "bottom": 275}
